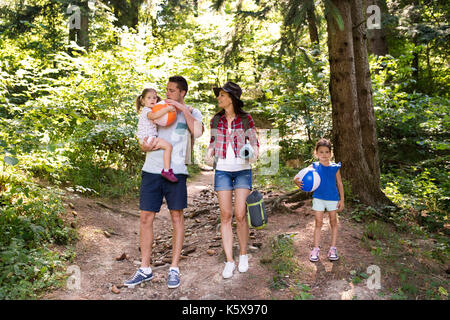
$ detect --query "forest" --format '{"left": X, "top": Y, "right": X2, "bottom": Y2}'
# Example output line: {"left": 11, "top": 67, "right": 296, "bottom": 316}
{"left": 0, "top": 0, "right": 448, "bottom": 300}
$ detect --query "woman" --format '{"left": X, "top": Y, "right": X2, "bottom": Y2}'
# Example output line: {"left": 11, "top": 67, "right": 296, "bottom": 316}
{"left": 206, "top": 81, "right": 259, "bottom": 279}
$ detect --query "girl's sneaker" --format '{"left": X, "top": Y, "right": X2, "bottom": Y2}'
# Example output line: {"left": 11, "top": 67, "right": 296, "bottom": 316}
{"left": 309, "top": 247, "right": 320, "bottom": 262}
{"left": 328, "top": 247, "right": 339, "bottom": 261}
{"left": 161, "top": 168, "right": 178, "bottom": 182}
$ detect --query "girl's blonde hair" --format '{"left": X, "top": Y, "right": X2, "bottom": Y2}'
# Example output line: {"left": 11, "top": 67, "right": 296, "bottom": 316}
{"left": 136, "top": 88, "right": 161, "bottom": 113}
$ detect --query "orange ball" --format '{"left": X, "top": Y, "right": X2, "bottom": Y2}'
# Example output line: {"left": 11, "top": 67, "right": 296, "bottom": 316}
{"left": 152, "top": 102, "right": 177, "bottom": 127}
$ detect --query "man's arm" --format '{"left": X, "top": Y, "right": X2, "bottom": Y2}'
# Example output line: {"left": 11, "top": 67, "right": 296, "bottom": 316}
{"left": 166, "top": 99, "right": 204, "bottom": 138}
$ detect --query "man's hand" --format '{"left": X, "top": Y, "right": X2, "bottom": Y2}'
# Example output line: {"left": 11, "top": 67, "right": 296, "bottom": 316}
{"left": 165, "top": 99, "right": 187, "bottom": 112}
{"left": 166, "top": 105, "right": 176, "bottom": 113}
{"left": 140, "top": 136, "right": 159, "bottom": 152}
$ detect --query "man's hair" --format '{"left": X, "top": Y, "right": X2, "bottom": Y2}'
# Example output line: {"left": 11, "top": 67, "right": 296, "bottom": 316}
{"left": 169, "top": 76, "right": 188, "bottom": 97}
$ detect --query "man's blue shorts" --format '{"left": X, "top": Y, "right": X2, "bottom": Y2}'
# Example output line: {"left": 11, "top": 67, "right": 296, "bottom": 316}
{"left": 139, "top": 171, "right": 188, "bottom": 212}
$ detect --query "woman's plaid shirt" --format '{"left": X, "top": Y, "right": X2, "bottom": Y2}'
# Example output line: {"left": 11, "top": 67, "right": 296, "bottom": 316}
{"left": 209, "top": 113, "right": 259, "bottom": 159}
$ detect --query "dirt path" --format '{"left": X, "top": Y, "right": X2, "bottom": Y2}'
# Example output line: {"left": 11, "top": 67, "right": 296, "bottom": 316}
{"left": 45, "top": 170, "right": 389, "bottom": 300}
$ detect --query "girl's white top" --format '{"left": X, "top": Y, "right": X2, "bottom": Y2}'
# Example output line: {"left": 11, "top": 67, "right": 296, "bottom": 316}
{"left": 137, "top": 107, "right": 158, "bottom": 143}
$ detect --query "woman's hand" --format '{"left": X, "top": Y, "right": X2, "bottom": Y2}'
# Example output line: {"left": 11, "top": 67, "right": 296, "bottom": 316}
{"left": 294, "top": 176, "right": 304, "bottom": 189}
{"left": 337, "top": 200, "right": 345, "bottom": 212}
{"left": 205, "top": 148, "right": 215, "bottom": 166}
{"left": 248, "top": 146, "right": 259, "bottom": 164}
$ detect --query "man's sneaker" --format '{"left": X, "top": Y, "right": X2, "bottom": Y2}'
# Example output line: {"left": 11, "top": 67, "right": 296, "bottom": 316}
{"left": 222, "top": 261, "right": 235, "bottom": 279}
{"left": 309, "top": 247, "right": 320, "bottom": 262}
{"left": 124, "top": 268, "right": 153, "bottom": 288}
{"left": 238, "top": 255, "right": 249, "bottom": 273}
{"left": 161, "top": 169, "right": 178, "bottom": 183}
{"left": 328, "top": 247, "right": 339, "bottom": 261}
{"left": 168, "top": 269, "right": 180, "bottom": 289}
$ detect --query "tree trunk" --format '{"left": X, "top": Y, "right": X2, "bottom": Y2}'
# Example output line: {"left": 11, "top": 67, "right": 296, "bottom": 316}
{"left": 365, "top": 0, "right": 388, "bottom": 56}
{"left": 412, "top": 34, "right": 420, "bottom": 84}
{"left": 325, "top": 0, "right": 391, "bottom": 207}
{"left": 351, "top": 0, "right": 381, "bottom": 182}
{"left": 110, "top": 0, "right": 143, "bottom": 29}
{"left": 306, "top": 1, "right": 319, "bottom": 44}
{"left": 79, "top": 1, "right": 89, "bottom": 50}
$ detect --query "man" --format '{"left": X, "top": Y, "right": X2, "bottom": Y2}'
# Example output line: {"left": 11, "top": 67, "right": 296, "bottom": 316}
{"left": 124, "top": 76, "right": 204, "bottom": 289}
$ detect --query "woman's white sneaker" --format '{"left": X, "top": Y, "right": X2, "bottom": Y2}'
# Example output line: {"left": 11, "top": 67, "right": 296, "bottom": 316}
{"left": 238, "top": 254, "right": 249, "bottom": 273}
{"left": 222, "top": 261, "right": 235, "bottom": 279}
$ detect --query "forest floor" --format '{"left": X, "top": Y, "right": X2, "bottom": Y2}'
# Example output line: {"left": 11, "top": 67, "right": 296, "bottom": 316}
{"left": 44, "top": 170, "right": 449, "bottom": 300}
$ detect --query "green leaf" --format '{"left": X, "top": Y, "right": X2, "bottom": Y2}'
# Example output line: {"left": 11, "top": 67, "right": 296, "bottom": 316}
{"left": 438, "top": 287, "right": 448, "bottom": 296}
{"left": 325, "top": 0, "right": 345, "bottom": 31}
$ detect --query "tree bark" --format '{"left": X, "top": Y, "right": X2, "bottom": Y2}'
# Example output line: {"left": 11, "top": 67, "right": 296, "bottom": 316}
{"left": 351, "top": 0, "right": 381, "bottom": 182}
{"left": 325, "top": 0, "right": 391, "bottom": 207}
{"left": 306, "top": 1, "right": 319, "bottom": 44}
{"left": 79, "top": 1, "right": 89, "bottom": 50}
{"left": 110, "top": 0, "right": 143, "bottom": 29}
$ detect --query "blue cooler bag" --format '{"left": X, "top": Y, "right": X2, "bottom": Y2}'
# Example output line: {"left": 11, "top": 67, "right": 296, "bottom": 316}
{"left": 246, "top": 190, "right": 268, "bottom": 229}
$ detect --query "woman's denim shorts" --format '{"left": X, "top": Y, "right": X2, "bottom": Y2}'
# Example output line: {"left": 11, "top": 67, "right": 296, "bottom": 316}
{"left": 214, "top": 169, "right": 252, "bottom": 191}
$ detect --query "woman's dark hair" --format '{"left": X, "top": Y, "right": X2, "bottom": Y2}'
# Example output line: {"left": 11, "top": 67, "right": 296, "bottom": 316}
{"left": 216, "top": 91, "right": 248, "bottom": 118}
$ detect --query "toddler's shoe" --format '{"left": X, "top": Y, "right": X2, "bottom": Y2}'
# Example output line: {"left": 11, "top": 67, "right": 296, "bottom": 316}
{"left": 161, "top": 168, "right": 178, "bottom": 183}
{"left": 328, "top": 247, "right": 339, "bottom": 261}
{"left": 309, "top": 247, "right": 320, "bottom": 262}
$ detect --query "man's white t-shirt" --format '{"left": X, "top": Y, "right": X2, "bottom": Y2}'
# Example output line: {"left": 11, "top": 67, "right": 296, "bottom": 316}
{"left": 142, "top": 107, "right": 203, "bottom": 175}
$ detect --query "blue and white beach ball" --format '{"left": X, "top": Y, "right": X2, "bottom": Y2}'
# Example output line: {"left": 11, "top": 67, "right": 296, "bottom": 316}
{"left": 295, "top": 167, "right": 321, "bottom": 192}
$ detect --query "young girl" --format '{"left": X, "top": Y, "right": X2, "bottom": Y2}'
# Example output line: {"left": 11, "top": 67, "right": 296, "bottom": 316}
{"left": 294, "top": 138, "right": 345, "bottom": 262}
{"left": 136, "top": 88, "right": 178, "bottom": 183}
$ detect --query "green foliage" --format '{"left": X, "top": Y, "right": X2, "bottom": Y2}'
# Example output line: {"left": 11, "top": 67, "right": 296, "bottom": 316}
{"left": 291, "top": 282, "right": 315, "bottom": 300}
{"left": 0, "top": 0, "right": 449, "bottom": 300}
{"left": 267, "top": 233, "right": 299, "bottom": 290}
{"left": 381, "top": 161, "right": 449, "bottom": 234}
{"left": 0, "top": 166, "right": 76, "bottom": 299}
{"left": 371, "top": 54, "right": 450, "bottom": 165}
{"left": 254, "top": 164, "right": 299, "bottom": 192}
{"left": 363, "top": 221, "right": 390, "bottom": 241}
{"left": 270, "top": 233, "right": 297, "bottom": 276}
